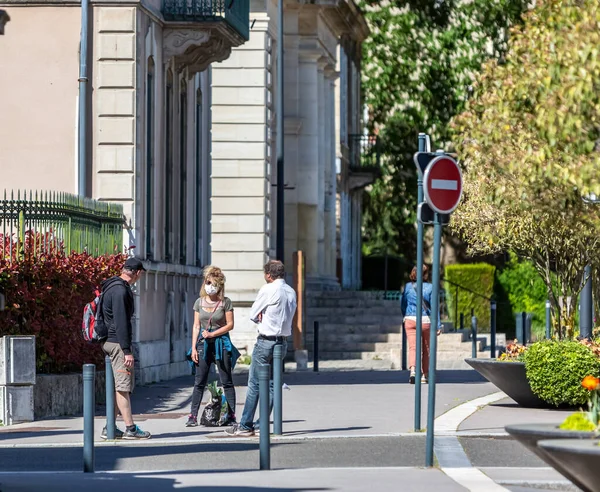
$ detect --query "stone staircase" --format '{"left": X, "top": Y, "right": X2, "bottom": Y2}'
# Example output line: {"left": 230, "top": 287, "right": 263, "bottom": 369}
{"left": 304, "top": 291, "right": 505, "bottom": 369}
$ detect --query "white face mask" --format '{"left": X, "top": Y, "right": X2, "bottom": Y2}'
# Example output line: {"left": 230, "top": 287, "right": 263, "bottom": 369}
{"left": 205, "top": 284, "right": 218, "bottom": 296}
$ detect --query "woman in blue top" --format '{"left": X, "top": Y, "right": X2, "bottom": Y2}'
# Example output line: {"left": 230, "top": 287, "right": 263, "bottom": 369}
{"left": 400, "top": 265, "right": 439, "bottom": 384}
{"left": 186, "top": 266, "right": 237, "bottom": 427}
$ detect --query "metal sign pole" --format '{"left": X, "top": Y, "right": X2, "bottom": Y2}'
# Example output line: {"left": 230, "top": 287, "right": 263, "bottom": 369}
{"left": 425, "top": 212, "right": 442, "bottom": 467}
{"left": 414, "top": 133, "right": 427, "bottom": 432}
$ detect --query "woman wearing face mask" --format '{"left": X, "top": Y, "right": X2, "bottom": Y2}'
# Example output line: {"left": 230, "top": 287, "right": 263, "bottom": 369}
{"left": 186, "top": 266, "right": 237, "bottom": 427}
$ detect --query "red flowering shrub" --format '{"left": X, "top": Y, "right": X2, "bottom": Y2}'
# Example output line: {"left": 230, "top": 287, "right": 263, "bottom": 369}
{"left": 0, "top": 245, "right": 127, "bottom": 373}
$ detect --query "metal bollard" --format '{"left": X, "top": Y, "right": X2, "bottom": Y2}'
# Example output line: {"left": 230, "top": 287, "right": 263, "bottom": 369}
{"left": 490, "top": 301, "right": 497, "bottom": 359}
{"left": 471, "top": 316, "right": 478, "bottom": 359}
{"left": 273, "top": 344, "right": 283, "bottom": 435}
{"left": 105, "top": 355, "right": 115, "bottom": 440}
{"left": 313, "top": 321, "right": 319, "bottom": 373}
{"left": 546, "top": 300, "right": 551, "bottom": 339}
{"left": 460, "top": 313, "right": 464, "bottom": 331}
{"left": 83, "top": 364, "right": 95, "bottom": 473}
{"left": 258, "top": 364, "right": 271, "bottom": 470}
{"left": 401, "top": 322, "right": 407, "bottom": 371}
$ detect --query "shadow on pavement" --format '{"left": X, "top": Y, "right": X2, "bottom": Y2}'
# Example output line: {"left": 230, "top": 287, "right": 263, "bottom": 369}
{"left": 0, "top": 429, "right": 81, "bottom": 440}
{"left": 0, "top": 441, "right": 300, "bottom": 472}
{"left": 0, "top": 473, "right": 330, "bottom": 492}
{"left": 278, "top": 369, "right": 487, "bottom": 386}
{"left": 282, "top": 426, "right": 371, "bottom": 437}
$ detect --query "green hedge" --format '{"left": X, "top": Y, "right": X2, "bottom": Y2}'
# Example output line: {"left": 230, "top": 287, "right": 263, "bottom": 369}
{"left": 524, "top": 340, "right": 600, "bottom": 407}
{"left": 495, "top": 253, "right": 548, "bottom": 340}
{"left": 444, "top": 263, "right": 495, "bottom": 331}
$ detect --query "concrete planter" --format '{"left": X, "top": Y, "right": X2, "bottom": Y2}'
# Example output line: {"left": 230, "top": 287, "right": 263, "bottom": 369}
{"left": 34, "top": 371, "right": 106, "bottom": 419}
{"left": 506, "top": 423, "right": 597, "bottom": 460}
{"left": 465, "top": 358, "right": 547, "bottom": 408}
{"left": 538, "top": 439, "right": 600, "bottom": 492}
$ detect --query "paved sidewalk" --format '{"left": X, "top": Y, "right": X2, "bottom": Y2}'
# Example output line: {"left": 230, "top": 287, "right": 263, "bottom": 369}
{"left": 0, "top": 369, "right": 495, "bottom": 445}
{"left": 0, "top": 368, "right": 581, "bottom": 491}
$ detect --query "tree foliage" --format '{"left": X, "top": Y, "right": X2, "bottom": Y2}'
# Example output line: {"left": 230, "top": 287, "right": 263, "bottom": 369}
{"left": 452, "top": 0, "right": 600, "bottom": 337}
{"left": 360, "top": 0, "right": 528, "bottom": 258}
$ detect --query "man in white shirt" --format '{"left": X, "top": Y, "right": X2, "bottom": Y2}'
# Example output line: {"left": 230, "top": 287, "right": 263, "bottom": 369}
{"left": 226, "top": 260, "right": 297, "bottom": 436}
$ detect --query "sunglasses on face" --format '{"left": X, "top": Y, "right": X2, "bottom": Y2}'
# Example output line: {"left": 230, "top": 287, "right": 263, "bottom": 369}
{"left": 205, "top": 281, "right": 212, "bottom": 285}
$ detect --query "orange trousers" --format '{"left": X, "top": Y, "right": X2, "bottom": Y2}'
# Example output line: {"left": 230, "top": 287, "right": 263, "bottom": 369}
{"left": 404, "top": 319, "right": 431, "bottom": 374}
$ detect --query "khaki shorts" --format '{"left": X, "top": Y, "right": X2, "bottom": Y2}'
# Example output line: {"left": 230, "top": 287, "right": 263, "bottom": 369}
{"left": 102, "top": 341, "right": 135, "bottom": 393}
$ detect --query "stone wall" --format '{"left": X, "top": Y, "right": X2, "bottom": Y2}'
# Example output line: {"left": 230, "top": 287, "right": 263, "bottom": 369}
{"left": 34, "top": 371, "right": 106, "bottom": 420}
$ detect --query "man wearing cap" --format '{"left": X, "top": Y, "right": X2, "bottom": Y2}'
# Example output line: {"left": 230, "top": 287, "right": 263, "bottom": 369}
{"left": 101, "top": 257, "right": 151, "bottom": 439}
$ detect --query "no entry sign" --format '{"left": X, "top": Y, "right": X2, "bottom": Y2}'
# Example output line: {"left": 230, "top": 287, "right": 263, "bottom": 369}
{"left": 423, "top": 156, "right": 462, "bottom": 214}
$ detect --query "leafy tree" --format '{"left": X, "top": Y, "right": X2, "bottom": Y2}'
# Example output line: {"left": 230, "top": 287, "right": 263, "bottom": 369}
{"left": 360, "top": 0, "right": 528, "bottom": 259}
{"left": 452, "top": 0, "right": 600, "bottom": 338}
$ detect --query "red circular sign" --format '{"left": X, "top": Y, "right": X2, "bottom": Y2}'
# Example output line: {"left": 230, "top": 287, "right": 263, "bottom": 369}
{"left": 423, "top": 156, "right": 462, "bottom": 214}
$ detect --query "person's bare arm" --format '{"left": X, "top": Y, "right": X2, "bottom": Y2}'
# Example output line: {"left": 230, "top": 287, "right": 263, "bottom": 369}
{"left": 191, "top": 311, "right": 201, "bottom": 363}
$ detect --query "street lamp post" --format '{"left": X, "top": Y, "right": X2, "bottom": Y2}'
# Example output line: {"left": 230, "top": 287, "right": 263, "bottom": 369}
{"left": 0, "top": 10, "right": 10, "bottom": 35}
{"left": 580, "top": 193, "right": 599, "bottom": 339}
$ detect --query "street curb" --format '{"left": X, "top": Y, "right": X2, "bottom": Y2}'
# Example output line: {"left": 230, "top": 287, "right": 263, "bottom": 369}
{"left": 0, "top": 431, "right": 512, "bottom": 448}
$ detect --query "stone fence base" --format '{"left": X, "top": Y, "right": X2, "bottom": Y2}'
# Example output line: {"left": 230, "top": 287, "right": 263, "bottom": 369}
{"left": 34, "top": 371, "right": 106, "bottom": 419}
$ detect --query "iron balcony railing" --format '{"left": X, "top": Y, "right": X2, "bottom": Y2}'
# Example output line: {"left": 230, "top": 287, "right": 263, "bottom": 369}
{"left": 162, "top": 0, "right": 250, "bottom": 41}
{"left": 0, "top": 190, "right": 124, "bottom": 262}
{"left": 349, "top": 134, "right": 381, "bottom": 172}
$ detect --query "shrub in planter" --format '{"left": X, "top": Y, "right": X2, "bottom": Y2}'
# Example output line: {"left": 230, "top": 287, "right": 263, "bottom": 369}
{"left": 524, "top": 340, "right": 600, "bottom": 407}
{"left": 0, "top": 249, "right": 127, "bottom": 374}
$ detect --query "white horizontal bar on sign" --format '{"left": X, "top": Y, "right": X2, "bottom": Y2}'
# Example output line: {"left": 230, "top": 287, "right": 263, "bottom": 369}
{"left": 431, "top": 179, "right": 458, "bottom": 190}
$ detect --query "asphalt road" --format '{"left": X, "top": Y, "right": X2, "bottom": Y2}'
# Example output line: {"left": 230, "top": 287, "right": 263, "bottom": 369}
{"left": 0, "top": 435, "right": 550, "bottom": 473}
{"left": 0, "top": 437, "right": 428, "bottom": 472}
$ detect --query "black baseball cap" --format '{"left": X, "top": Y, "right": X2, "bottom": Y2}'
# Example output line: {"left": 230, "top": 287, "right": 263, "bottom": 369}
{"left": 124, "top": 257, "right": 147, "bottom": 272}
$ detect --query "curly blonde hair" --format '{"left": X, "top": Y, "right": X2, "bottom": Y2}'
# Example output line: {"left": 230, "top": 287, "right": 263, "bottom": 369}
{"left": 200, "top": 265, "right": 226, "bottom": 300}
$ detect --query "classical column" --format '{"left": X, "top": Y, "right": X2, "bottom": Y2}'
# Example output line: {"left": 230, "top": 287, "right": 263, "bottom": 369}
{"left": 324, "top": 65, "right": 338, "bottom": 279}
{"left": 317, "top": 56, "right": 327, "bottom": 277}
{"left": 296, "top": 48, "right": 320, "bottom": 275}
{"left": 282, "top": 13, "right": 301, "bottom": 270}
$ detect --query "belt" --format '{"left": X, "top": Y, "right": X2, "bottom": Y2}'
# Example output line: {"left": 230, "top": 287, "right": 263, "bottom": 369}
{"left": 258, "top": 334, "right": 286, "bottom": 342}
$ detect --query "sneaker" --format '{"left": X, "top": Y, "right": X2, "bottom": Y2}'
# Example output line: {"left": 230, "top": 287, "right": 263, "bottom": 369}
{"left": 185, "top": 415, "right": 198, "bottom": 427}
{"left": 100, "top": 426, "right": 124, "bottom": 440}
{"left": 409, "top": 370, "right": 416, "bottom": 385}
{"left": 421, "top": 374, "right": 428, "bottom": 384}
{"left": 224, "top": 423, "right": 255, "bottom": 437}
{"left": 123, "top": 425, "right": 152, "bottom": 440}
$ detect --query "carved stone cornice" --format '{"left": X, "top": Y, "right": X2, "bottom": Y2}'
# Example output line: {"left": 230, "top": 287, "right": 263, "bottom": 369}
{"left": 163, "top": 29, "right": 232, "bottom": 75}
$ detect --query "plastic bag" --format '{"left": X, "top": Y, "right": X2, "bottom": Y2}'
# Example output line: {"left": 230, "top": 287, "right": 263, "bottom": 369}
{"left": 217, "top": 393, "right": 236, "bottom": 426}
{"left": 200, "top": 382, "right": 222, "bottom": 427}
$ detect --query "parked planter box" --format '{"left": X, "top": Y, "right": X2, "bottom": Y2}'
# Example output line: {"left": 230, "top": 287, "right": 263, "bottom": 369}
{"left": 465, "top": 358, "right": 548, "bottom": 408}
{"left": 506, "top": 422, "right": 596, "bottom": 490}
{"left": 538, "top": 439, "right": 600, "bottom": 492}
{"left": 34, "top": 372, "right": 105, "bottom": 419}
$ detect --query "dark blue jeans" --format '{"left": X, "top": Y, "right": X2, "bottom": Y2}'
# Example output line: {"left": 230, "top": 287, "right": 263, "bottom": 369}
{"left": 239, "top": 338, "right": 287, "bottom": 431}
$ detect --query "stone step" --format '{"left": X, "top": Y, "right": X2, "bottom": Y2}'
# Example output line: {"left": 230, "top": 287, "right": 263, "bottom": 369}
{"left": 308, "top": 315, "right": 405, "bottom": 325}
{"left": 311, "top": 342, "right": 402, "bottom": 352}
{"left": 309, "top": 324, "right": 403, "bottom": 335}
{"left": 307, "top": 307, "right": 404, "bottom": 316}
{"left": 307, "top": 299, "right": 402, "bottom": 308}
{"left": 306, "top": 333, "right": 404, "bottom": 344}
{"left": 318, "top": 351, "right": 394, "bottom": 361}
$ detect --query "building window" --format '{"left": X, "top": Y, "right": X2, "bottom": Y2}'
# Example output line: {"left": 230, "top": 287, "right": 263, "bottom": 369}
{"left": 195, "top": 87, "right": 203, "bottom": 267}
{"left": 165, "top": 68, "right": 174, "bottom": 262}
{"left": 145, "top": 57, "right": 155, "bottom": 260}
{"left": 179, "top": 79, "right": 188, "bottom": 265}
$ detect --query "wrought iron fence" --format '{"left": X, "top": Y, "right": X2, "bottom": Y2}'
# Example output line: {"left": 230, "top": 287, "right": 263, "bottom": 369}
{"left": 162, "top": 0, "right": 250, "bottom": 41}
{"left": 349, "top": 134, "right": 381, "bottom": 171}
{"left": 0, "top": 190, "right": 124, "bottom": 262}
